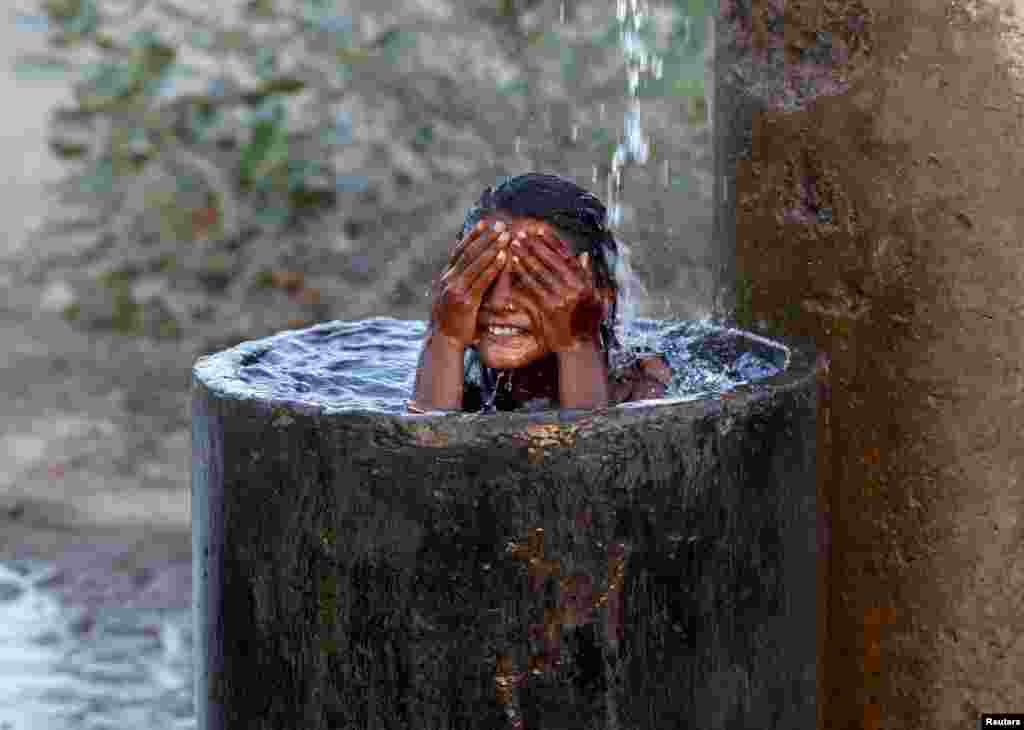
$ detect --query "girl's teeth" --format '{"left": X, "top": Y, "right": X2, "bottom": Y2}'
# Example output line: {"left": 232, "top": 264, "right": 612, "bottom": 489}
{"left": 489, "top": 326, "right": 524, "bottom": 336}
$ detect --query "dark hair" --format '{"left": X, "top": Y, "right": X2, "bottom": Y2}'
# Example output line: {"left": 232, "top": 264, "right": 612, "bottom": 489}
{"left": 458, "top": 173, "right": 623, "bottom": 410}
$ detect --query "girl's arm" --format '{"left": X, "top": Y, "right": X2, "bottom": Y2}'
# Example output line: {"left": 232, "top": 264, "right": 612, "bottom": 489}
{"left": 411, "top": 220, "right": 509, "bottom": 413}
{"left": 409, "top": 326, "right": 467, "bottom": 412}
{"left": 611, "top": 356, "right": 672, "bottom": 404}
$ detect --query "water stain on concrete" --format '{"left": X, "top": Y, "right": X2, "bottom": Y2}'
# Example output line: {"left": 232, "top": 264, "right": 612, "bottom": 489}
{"left": 735, "top": 0, "right": 1024, "bottom": 726}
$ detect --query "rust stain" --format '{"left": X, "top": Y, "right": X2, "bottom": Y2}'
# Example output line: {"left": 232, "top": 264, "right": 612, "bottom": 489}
{"left": 864, "top": 607, "right": 896, "bottom": 627}
{"left": 412, "top": 427, "right": 449, "bottom": 448}
{"left": 862, "top": 608, "right": 896, "bottom": 726}
{"left": 863, "top": 701, "right": 881, "bottom": 730}
{"left": 498, "top": 525, "right": 631, "bottom": 704}
{"left": 522, "top": 424, "right": 578, "bottom": 464}
{"left": 525, "top": 423, "right": 578, "bottom": 447}
{"left": 493, "top": 652, "right": 526, "bottom": 713}
{"left": 861, "top": 446, "right": 881, "bottom": 467}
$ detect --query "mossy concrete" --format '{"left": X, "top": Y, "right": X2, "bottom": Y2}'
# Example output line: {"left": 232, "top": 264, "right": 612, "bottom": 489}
{"left": 192, "top": 330, "right": 821, "bottom": 730}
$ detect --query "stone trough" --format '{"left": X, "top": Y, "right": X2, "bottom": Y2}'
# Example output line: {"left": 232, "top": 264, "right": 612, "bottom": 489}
{"left": 191, "top": 319, "right": 820, "bottom": 730}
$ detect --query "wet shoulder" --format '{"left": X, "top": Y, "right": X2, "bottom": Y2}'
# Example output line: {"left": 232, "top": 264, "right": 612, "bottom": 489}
{"left": 609, "top": 353, "right": 673, "bottom": 404}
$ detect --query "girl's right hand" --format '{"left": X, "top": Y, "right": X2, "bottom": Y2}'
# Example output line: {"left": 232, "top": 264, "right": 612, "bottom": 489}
{"left": 430, "top": 220, "right": 512, "bottom": 348}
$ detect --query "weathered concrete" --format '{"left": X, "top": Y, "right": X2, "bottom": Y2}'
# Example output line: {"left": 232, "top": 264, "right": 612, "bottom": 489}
{"left": 191, "top": 327, "right": 820, "bottom": 730}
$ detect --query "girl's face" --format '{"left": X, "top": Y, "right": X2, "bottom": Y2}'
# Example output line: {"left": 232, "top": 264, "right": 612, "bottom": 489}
{"left": 472, "top": 213, "right": 613, "bottom": 371}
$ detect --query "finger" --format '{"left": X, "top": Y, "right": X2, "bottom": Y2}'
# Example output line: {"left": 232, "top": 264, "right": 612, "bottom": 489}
{"left": 443, "top": 228, "right": 482, "bottom": 280}
{"left": 512, "top": 251, "right": 559, "bottom": 305}
{"left": 467, "top": 242, "right": 510, "bottom": 299}
{"left": 527, "top": 226, "right": 574, "bottom": 259}
{"left": 450, "top": 220, "right": 488, "bottom": 259}
{"left": 463, "top": 231, "right": 512, "bottom": 292}
{"left": 512, "top": 232, "right": 582, "bottom": 288}
{"left": 450, "top": 221, "right": 496, "bottom": 266}
{"left": 534, "top": 226, "right": 588, "bottom": 278}
{"left": 444, "top": 225, "right": 503, "bottom": 280}
{"left": 513, "top": 237, "right": 581, "bottom": 294}
{"left": 463, "top": 222, "right": 509, "bottom": 265}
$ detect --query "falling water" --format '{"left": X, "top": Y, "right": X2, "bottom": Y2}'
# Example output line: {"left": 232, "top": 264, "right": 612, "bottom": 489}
{"left": 599, "top": 0, "right": 721, "bottom": 335}
{"left": 603, "top": 0, "right": 659, "bottom": 335}
{"left": 600, "top": 0, "right": 700, "bottom": 364}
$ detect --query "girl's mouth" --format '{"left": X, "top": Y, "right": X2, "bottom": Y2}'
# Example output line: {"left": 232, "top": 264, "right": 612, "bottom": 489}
{"left": 483, "top": 325, "right": 531, "bottom": 340}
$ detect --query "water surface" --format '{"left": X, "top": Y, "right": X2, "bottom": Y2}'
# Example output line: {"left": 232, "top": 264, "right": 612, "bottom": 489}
{"left": 224, "top": 317, "right": 789, "bottom": 414}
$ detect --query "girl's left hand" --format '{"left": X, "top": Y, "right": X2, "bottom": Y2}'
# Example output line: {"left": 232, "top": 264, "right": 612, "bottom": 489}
{"left": 506, "top": 227, "right": 605, "bottom": 354}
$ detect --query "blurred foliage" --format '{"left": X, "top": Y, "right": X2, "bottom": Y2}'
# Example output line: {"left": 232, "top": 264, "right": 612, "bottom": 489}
{"left": 12, "top": 0, "right": 713, "bottom": 255}
{"left": 13, "top": 0, "right": 387, "bottom": 244}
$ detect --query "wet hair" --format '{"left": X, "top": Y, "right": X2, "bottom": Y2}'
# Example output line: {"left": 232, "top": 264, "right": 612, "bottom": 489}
{"left": 457, "top": 173, "right": 623, "bottom": 411}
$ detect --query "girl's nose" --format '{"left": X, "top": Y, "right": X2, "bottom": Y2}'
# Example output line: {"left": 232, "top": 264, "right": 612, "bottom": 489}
{"left": 484, "top": 266, "right": 517, "bottom": 311}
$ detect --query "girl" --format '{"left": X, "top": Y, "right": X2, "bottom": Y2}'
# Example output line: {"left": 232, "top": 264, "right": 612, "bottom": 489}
{"left": 409, "top": 173, "right": 672, "bottom": 413}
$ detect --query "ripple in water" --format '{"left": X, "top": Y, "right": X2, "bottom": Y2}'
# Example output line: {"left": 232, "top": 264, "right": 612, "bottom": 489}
{"left": 216, "top": 317, "right": 789, "bottom": 414}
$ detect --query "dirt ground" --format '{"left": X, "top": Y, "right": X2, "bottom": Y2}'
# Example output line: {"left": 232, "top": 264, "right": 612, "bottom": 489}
{"left": 0, "top": 2, "right": 196, "bottom": 610}
{"left": 1, "top": 0, "right": 1022, "bottom": 727}
{"left": 734, "top": 0, "right": 1024, "bottom": 727}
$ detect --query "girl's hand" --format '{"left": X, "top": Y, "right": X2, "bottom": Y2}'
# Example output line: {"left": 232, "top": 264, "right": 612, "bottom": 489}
{"left": 430, "top": 221, "right": 512, "bottom": 347}
{"left": 506, "top": 227, "right": 605, "bottom": 354}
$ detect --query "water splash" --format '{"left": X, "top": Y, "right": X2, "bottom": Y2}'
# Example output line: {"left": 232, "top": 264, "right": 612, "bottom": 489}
{"left": 601, "top": 0, "right": 716, "bottom": 328}
{"left": 608, "top": 237, "right": 654, "bottom": 338}
{"left": 213, "top": 318, "right": 790, "bottom": 416}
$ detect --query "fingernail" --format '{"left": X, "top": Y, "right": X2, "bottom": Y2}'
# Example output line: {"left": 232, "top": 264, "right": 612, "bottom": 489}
{"left": 493, "top": 221, "right": 506, "bottom": 232}
{"left": 516, "top": 230, "right": 527, "bottom": 239}
{"left": 498, "top": 231, "right": 511, "bottom": 243}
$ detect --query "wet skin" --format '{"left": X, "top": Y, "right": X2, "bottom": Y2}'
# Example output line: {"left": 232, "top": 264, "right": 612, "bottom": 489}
{"left": 426, "top": 213, "right": 672, "bottom": 409}
{"left": 468, "top": 214, "right": 614, "bottom": 401}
